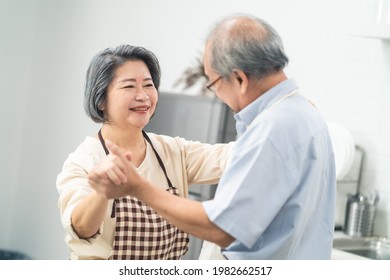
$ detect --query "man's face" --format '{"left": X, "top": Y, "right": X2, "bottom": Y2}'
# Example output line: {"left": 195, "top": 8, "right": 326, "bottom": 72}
{"left": 203, "top": 43, "right": 241, "bottom": 113}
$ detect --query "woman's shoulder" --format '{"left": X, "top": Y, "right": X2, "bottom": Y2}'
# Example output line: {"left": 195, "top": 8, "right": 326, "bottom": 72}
{"left": 145, "top": 132, "right": 186, "bottom": 151}
{"left": 63, "top": 136, "right": 105, "bottom": 168}
{"left": 145, "top": 131, "right": 233, "bottom": 150}
{"left": 73, "top": 136, "right": 103, "bottom": 155}
{"left": 145, "top": 132, "right": 186, "bottom": 144}
{"left": 57, "top": 137, "right": 104, "bottom": 189}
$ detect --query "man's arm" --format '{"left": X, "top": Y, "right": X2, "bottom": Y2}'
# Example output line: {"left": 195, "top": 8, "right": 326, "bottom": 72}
{"left": 133, "top": 176, "right": 233, "bottom": 248}
{"left": 90, "top": 140, "right": 234, "bottom": 248}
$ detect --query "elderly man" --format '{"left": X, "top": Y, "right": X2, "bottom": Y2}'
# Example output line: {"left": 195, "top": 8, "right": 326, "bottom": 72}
{"left": 91, "top": 13, "right": 336, "bottom": 260}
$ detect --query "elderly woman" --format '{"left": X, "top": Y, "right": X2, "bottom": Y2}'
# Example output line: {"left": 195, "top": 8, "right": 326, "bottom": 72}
{"left": 56, "top": 44, "right": 233, "bottom": 260}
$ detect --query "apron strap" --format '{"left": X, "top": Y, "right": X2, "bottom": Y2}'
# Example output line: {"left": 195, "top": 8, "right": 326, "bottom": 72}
{"left": 142, "top": 131, "right": 176, "bottom": 191}
{"left": 98, "top": 129, "right": 109, "bottom": 155}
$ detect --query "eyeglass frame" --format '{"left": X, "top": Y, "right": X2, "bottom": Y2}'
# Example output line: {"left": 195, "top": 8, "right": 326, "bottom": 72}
{"left": 206, "top": 76, "right": 223, "bottom": 92}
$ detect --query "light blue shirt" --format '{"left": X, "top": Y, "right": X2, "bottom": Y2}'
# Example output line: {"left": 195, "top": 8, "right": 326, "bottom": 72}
{"left": 203, "top": 79, "right": 336, "bottom": 259}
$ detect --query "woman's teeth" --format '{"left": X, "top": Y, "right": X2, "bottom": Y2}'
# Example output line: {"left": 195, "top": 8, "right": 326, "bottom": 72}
{"left": 130, "top": 107, "right": 148, "bottom": 111}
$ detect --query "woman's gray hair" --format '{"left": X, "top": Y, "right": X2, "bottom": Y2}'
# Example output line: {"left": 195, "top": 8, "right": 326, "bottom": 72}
{"left": 84, "top": 44, "right": 161, "bottom": 123}
{"left": 206, "top": 14, "right": 288, "bottom": 81}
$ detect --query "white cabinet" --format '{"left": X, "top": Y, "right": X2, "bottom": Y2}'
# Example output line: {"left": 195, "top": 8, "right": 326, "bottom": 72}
{"left": 347, "top": 23, "right": 390, "bottom": 40}
{"left": 346, "top": 0, "right": 390, "bottom": 40}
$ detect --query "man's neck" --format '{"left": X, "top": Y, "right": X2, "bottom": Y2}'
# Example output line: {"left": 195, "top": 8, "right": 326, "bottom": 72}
{"left": 240, "top": 71, "right": 288, "bottom": 110}
{"left": 254, "top": 71, "right": 287, "bottom": 96}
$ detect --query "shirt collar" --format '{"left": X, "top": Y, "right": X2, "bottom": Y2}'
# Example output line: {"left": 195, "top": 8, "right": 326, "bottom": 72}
{"left": 234, "top": 79, "right": 299, "bottom": 136}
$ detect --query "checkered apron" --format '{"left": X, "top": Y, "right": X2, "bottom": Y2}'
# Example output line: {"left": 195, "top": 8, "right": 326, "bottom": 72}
{"left": 98, "top": 130, "right": 189, "bottom": 260}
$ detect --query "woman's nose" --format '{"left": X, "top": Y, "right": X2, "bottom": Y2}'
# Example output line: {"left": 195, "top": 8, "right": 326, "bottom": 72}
{"left": 135, "top": 90, "right": 149, "bottom": 101}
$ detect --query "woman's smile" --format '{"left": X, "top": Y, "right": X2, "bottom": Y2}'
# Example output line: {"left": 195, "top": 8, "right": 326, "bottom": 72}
{"left": 129, "top": 105, "right": 150, "bottom": 113}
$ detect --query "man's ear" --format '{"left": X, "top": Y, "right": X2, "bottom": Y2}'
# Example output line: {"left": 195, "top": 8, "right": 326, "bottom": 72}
{"left": 233, "top": 70, "right": 249, "bottom": 95}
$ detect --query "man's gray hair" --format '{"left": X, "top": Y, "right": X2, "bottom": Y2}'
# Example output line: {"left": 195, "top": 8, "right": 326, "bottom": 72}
{"left": 206, "top": 13, "right": 288, "bottom": 81}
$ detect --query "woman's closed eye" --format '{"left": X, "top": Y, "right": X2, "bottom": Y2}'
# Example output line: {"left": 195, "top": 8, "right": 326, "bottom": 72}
{"left": 122, "top": 83, "right": 154, "bottom": 89}
{"left": 144, "top": 83, "right": 155, "bottom": 88}
{"left": 122, "top": 84, "right": 135, "bottom": 89}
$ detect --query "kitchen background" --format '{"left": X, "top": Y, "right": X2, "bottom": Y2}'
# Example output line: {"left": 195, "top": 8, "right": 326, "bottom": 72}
{"left": 0, "top": 0, "right": 389, "bottom": 259}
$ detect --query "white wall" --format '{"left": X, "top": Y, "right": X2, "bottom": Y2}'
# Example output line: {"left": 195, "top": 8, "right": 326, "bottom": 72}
{"left": 0, "top": 0, "right": 389, "bottom": 259}
{"left": 0, "top": 0, "right": 39, "bottom": 254}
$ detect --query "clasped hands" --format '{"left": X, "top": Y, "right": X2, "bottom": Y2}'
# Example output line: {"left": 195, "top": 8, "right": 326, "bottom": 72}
{"left": 88, "top": 140, "right": 143, "bottom": 199}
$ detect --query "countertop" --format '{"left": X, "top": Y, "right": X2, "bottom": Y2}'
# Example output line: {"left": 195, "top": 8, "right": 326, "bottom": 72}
{"left": 331, "top": 248, "right": 369, "bottom": 260}
{"left": 331, "top": 231, "right": 370, "bottom": 260}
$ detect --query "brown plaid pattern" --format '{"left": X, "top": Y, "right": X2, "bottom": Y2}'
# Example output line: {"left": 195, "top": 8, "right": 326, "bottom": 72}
{"left": 98, "top": 130, "right": 189, "bottom": 260}
{"left": 108, "top": 194, "right": 189, "bottom": 260}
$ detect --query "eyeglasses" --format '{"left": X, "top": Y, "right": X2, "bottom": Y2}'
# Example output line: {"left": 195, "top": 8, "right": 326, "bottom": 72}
{"left": 206, "top": 76, "right": 222, "bottom": 92}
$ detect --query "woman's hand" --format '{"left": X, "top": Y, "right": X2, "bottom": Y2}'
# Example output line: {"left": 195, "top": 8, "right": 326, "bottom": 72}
{"left": 89, "top": 147, "right": 128, "bottom": 185}
{"left": 88, "top": 140, "right": 145, "bottom": 199}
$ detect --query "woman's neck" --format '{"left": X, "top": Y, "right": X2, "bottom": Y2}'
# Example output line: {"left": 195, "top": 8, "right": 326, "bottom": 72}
{"left": 99, "top": 124, "right": 145, "bottom": 151}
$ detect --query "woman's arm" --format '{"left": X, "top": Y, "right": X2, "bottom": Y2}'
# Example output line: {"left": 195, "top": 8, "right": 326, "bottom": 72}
{"left": 70, "top": 152, "right": 128, "bottom": 239}
{"left": 184, "top": 140, "right": 234, "bottom": 185}
{"left": 71, "top": 191, "right": 109, "bottom": 239}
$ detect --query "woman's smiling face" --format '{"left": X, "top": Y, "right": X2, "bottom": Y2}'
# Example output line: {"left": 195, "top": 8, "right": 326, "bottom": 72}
{"left": 102, "top": 60, "right": 158, "bottom": 129}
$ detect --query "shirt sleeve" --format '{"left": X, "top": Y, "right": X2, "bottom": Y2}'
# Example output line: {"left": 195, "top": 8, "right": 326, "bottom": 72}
{"left": 56, "top": 145, "right": 109, "bottom": 242}
{"left": 56, "top": 153, "right": 93, "bottom": 240}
